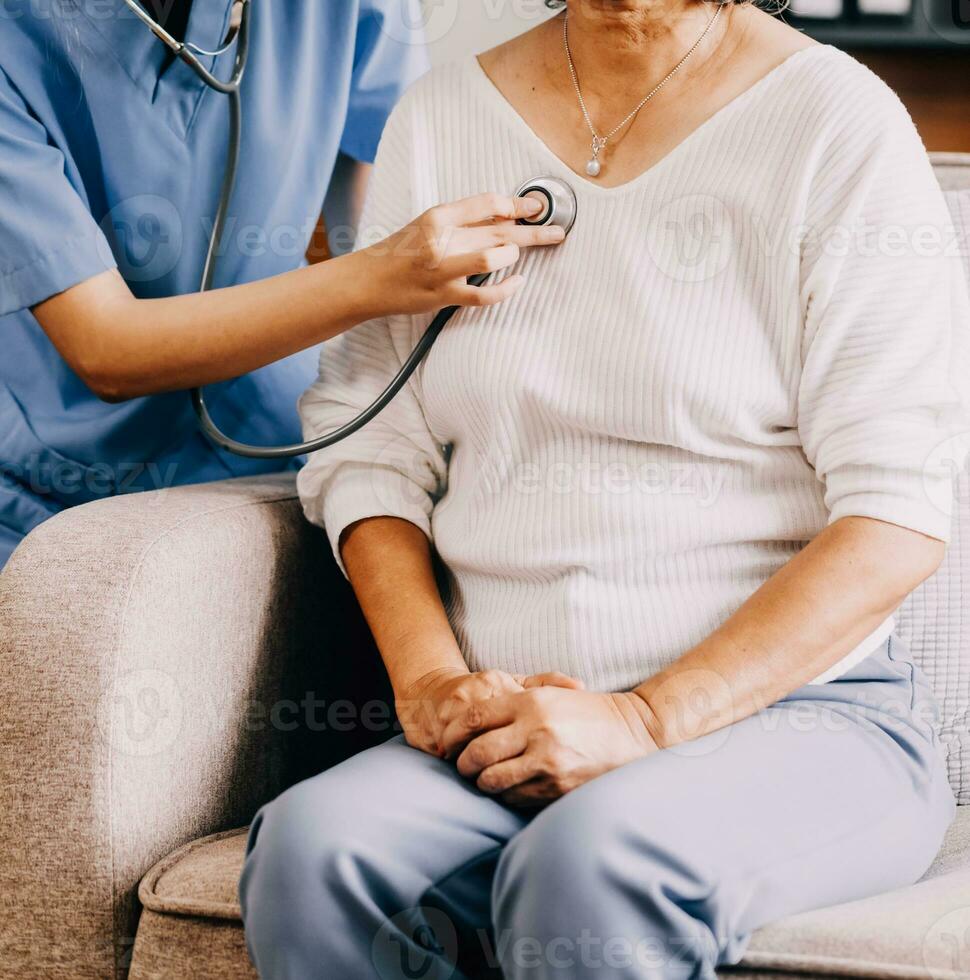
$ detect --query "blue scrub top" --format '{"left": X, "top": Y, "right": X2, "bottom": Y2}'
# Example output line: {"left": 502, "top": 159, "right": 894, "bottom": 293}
{"left": 0, "top": 0, "right": 427, "bottom": 567}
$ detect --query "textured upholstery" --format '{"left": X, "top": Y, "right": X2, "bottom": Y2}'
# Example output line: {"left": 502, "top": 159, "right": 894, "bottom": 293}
{"left": 130, "top": 831, "right": 257, "bottom": 980}
{"left": 895, "top": 154, "right": 970, "bottom": 804}
{"left": 0, "top": 475, "right": 389, "bottom": 979}
{"left": 127, "top": 812, "right": 970, "bottom": 980}
{"left": 0, "top": 154, "right": 967, "bottom": 980}
{"left": 933, "top": 153, "right": 970, "bottom": 193}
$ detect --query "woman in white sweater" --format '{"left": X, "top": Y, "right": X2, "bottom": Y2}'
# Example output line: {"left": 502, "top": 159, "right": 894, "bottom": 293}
{"left": 241, "top": 1, "right": 970, "bottom": 977}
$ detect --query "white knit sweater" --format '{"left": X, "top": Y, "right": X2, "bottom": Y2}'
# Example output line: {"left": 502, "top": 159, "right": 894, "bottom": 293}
{"left": 298, "top": 46, "right": 969, "bottom": 691}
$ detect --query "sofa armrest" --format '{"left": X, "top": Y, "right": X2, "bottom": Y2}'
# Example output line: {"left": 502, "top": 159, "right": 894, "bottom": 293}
{"left": 0, "top": 474, "right": 388, "bottom": 979}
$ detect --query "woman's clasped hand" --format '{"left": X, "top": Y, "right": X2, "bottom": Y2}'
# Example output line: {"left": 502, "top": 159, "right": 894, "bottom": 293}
{"left": 397, "top": 667, "right": 660, "bottom": 807}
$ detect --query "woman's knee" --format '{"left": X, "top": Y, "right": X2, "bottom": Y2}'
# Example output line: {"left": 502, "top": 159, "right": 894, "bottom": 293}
{"left": 241, "top": 778, "right": 347, "bottom": 923}
{"left": 239, "top": 770, "right": 393, "bottom": 951}
{"left": 492, "top": 785, "right": 727, "bottom": 978}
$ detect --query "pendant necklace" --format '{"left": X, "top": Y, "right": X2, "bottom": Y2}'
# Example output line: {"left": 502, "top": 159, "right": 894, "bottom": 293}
{"left": 563, "top": 4, "right": 724, "bottom": 178}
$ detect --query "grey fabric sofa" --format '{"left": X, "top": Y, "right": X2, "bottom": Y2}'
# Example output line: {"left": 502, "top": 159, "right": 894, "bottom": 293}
{"left": 0, "top": 153, "right": 968, "bottom": 980}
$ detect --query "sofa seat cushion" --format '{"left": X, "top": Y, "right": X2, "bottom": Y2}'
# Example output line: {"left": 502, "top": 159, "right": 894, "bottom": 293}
{"left": 129, "top": 830, "right": 258, "bottom": 980}
{"left": 130, "top": 811, "right": 970, "bottom": 979}
{"left": 138, "top": 828, "right": 248, "bottom": 921}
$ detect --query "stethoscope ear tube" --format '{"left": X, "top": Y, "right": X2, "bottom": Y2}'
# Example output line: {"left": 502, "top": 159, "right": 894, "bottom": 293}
{"left": 118, "top": 0, "right": 251, "bottom": 93}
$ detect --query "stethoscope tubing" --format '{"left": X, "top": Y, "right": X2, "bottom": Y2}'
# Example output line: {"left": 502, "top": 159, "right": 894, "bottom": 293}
{"left": 192, "top": 274, "right": 491, "bottom": 460}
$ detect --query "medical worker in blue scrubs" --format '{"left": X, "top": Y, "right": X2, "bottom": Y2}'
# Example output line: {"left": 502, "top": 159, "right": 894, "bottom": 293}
{"left": 0, "top": 0, "right": 551, "bottom": 568}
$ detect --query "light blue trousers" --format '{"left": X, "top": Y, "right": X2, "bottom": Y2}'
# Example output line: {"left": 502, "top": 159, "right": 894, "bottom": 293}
{"left": 240, "top": 638, "right": 955, "bottom": 979}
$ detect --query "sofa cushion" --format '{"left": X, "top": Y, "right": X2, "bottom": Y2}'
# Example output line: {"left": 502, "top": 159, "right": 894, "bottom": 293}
{"left": 932, "top": 153, "right": 970, "bottom": 193}
{"left": 130, "top": 810, "right": 970, "bottom": 980}
{"left": 895, "top": 168, "right": 970, "bottom": 805}
{"left": 897, "top": 411, "right": 970, "bottom": 805}
{"left": 130, "top": 830, "right": 257, "bottom": 980}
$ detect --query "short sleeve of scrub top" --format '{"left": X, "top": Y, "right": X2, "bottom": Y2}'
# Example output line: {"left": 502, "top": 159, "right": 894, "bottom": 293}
{"left": 0, "top": 66, "right": 117, "bottom": 318}
{"left": 340, "top": 0, "right": 428, "bottom": 164}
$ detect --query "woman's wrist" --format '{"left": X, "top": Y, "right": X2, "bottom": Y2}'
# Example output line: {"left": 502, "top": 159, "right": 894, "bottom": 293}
{"left": 385, "top": 636, "right": 470, "bottom": 704}
{"left": 396, "top": 664, "right": 468, "bottom": 702}
{"left": 613, "top": 691, "right": 666, "bottom": 752}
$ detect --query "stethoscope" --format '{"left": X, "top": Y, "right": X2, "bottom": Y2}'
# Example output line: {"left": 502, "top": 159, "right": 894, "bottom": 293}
{"left": 124, "top": 0, "right": 578, "bottom": 459}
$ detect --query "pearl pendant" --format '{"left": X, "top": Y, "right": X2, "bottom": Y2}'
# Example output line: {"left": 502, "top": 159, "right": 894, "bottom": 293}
{"left": 586, "top": 136, "right": 607, "bottom": 178}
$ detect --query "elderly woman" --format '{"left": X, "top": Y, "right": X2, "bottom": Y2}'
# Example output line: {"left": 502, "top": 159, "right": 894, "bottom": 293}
{"left": 240, "top": 0, "right": 969, "bottom": 976}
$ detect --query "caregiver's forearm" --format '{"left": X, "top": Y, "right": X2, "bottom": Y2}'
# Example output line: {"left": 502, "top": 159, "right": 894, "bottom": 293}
{"left": 630, "top": 516, "right": 945, "bottom": 749}
{"left": 34, "top": 192, "right": 555, "bottom": 401}
{"left": 340, "top": 516, "right": 468, "bottom": 698}
{"left": 33, "top": 253, "right": 389, "bottom": 401}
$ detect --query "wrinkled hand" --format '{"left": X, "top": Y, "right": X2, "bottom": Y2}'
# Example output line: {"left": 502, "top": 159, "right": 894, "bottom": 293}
{"left": 396, "top": 667, "right": 584, "bottom": 758}
{"left": 448, "top": 688, "right": 659, "bottom": 807}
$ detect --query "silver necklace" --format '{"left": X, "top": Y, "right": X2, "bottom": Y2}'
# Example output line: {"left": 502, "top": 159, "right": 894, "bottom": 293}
{"left": 564, "top": 4, "right": 724, "bottom": 178}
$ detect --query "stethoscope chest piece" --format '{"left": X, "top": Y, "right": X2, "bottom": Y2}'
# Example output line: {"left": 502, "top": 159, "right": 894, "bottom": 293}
{"left": 515, "top": 176, "right": 578, "bottom": 236}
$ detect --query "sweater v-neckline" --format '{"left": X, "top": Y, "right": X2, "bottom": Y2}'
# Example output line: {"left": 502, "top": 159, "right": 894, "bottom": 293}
{"left": 469, "top": 44, "right": 835, "bottom": 197}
